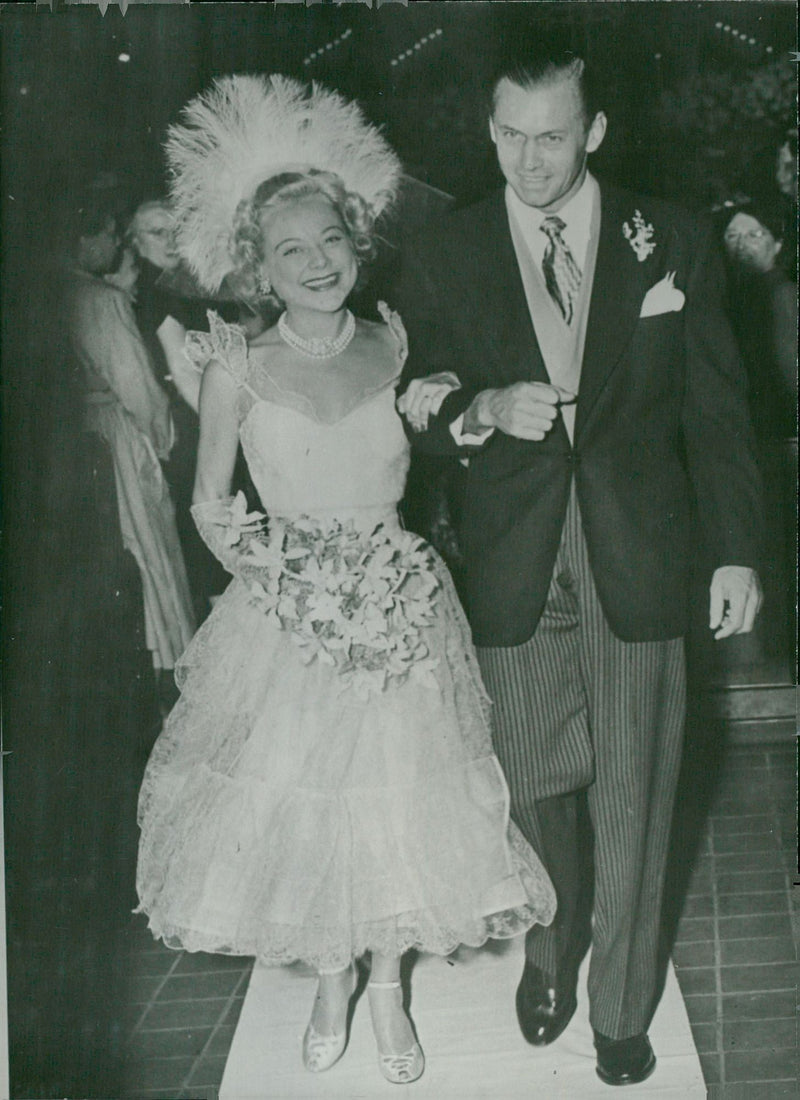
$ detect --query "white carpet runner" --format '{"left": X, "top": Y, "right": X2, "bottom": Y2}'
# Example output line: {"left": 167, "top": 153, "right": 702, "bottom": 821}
{"left": 220, "top": 936, "right": 705, "bottom": 1098}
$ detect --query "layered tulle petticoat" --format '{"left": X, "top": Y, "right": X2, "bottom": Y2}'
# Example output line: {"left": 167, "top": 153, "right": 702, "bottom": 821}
{"left": 135, "top": 542, "right": 555, "bottom": 971}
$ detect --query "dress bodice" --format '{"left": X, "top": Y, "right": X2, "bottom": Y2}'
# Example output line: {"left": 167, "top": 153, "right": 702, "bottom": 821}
{"left": 239, "top": 386, "right": 409, "bottom": 522}
{"left": 187, "top": 305, "right": 410, "bottom": 527}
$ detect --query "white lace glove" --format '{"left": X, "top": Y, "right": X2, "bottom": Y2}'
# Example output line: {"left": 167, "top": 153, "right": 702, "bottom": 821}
{"left": 190, "top": 493, "right": 267, "bottom": 581}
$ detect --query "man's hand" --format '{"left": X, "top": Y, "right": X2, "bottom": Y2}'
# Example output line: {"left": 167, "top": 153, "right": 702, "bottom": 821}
{"left": 709, "top": 566, "right": 763, "bottom": 639}
{"left": 397, "top": 372, "right": 461, "bottom": 433}
{"left": 466, "top": 382, "right": 575, "bottom": 441}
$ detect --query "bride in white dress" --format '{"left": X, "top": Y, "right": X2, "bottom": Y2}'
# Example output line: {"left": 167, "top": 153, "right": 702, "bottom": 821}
{"left": 135, "top": 75, "right": 555, "bottom": 1086}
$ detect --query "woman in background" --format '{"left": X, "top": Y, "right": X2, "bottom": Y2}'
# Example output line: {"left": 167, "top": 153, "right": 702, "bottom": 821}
{"left": 721, "top": 195, "right": 797, "bottom": 439}
{"left": 720, "top": 194, "right": 797, "bottom": 671}
{"left": 64, "top": 200, "right": 195, "bottom": 708}
{"left": 128, "top": 198, "right": 264, "bottom": 619}
{"left": 128, "top": 199, "right": 231, "bottom": 619}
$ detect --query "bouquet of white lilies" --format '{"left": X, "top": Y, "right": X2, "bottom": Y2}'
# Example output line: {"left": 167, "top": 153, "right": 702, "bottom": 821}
{"left": 223, "top": 493, "right": 441, "bottom": 698}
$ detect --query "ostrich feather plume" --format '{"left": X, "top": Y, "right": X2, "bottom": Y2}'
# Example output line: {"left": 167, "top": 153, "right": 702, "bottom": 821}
{"left": 165, "top": 74, "right": 402, "bottom": 292}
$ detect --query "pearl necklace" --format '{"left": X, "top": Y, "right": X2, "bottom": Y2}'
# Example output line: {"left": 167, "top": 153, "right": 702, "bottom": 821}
{"left": 278, "top": 310, "right": 356, "bottom": 359}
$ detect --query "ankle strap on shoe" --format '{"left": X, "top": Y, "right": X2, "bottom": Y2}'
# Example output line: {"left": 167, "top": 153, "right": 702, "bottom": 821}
{"left": 368, "top": 980, "right": 401, "bottom": 989}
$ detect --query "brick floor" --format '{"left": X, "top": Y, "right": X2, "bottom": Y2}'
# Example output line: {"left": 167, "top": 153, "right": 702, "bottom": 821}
{"left": 120, "top": 942, "right": 252, "bottom": 1099}
{"left": 672, "top": 742, "right": 798, "bottom": 1099}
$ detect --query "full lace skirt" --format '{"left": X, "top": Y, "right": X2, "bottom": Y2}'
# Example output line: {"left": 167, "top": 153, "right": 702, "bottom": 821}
{"left": 135, "top": 553, "right": 555, "bottom": 969}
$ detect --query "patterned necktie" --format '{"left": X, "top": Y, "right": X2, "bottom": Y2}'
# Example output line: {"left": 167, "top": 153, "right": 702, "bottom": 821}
{"left": 540, "top": 215, "right": 582, "bottom": 326}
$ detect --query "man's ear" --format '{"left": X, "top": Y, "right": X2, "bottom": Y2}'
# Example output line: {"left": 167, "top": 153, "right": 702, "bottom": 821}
{"left": 586, "top": 111, "right": 607, "bottom": 156}
{"left": 489, "top": 117, "right": 497, "bottom": 145}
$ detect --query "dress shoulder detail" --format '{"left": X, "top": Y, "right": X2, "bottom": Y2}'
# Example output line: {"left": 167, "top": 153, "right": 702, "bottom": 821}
{"left": 184, "top": 309, "right": 249, "bottom": 386}
{"left": 377, "top": 301, "right": 408, "bottom": 368}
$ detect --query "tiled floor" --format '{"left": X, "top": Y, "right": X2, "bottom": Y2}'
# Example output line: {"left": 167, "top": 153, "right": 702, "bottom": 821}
{"left": 671, "top": 741, "right": 798, "bottom": 1099}
{"left": 116, "top": 739, "right": 797, "bottom": 1099}
{"left": 120, "top": 942, "right": 252, "bottom": 1098}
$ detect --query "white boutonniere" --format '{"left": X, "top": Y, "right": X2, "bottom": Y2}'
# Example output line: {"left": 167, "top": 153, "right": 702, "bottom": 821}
{"left": 623, "top": 210, "right": 656, "bottom": 262}
{"left": 639, "top": 271, "right": 685, "bottom": 318}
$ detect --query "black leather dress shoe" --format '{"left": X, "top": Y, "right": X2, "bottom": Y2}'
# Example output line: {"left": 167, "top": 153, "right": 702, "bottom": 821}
{"left": 515, "top": 961, "right": 577, "bottom": 1046}
{"left": 594, "top": 1032, "right": 656, "bottom": 1086}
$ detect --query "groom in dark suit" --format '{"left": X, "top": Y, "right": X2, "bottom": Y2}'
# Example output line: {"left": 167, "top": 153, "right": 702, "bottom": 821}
{"left": 395, "top": 49, "right": 763, "bottom": 1086}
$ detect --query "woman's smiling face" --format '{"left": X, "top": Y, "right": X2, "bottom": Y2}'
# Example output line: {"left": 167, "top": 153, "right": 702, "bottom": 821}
{"left": 260, "top": 196, "right": 358, "bottom": 313}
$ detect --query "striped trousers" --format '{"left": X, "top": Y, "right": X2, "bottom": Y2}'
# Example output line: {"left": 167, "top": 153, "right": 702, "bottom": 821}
{"left": 477, "top": 487, "right": 686, "bottom": 1038}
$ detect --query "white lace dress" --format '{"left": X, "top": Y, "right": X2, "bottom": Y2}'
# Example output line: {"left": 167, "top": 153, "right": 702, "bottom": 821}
{"left": 135, "top": 306, "right": 555, "bottom": 970}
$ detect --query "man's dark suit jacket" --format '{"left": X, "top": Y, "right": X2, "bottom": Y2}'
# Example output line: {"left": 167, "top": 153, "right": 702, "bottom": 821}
{"left": 394, "top": 182, "right": 763, "bottom": 647}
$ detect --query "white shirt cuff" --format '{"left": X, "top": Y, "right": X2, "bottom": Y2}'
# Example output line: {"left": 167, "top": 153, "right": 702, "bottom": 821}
{"left": 449, "top": 413, "right": 495, "bottom": 446}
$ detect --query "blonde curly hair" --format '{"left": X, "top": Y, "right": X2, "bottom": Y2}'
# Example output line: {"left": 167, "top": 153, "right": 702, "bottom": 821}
{"left": 229, "top": 170, "right": 377, "bottom": 304}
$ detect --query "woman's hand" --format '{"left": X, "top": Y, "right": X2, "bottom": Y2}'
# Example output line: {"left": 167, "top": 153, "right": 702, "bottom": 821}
{"left": 153, "top": 418, "right": 174, "bottom": 463}
{"left": 397, "top": 372, "right": 461, "bottom": 433}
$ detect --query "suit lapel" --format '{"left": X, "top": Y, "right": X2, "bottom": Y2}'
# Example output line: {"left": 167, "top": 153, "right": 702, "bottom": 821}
{"left": 469, "top": 192, "right": 552, "bottom": 387}
{"left": 575, "top": 184, "right": 650, "bottom": 441}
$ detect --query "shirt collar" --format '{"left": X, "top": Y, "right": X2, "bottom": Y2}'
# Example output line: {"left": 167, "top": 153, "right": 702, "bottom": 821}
{"left": 505, "top": 172, "right": 597, "bottom": 239}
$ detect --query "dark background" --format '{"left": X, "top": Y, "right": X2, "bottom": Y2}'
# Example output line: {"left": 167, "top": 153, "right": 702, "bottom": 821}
{"left": 3, "top": 2, "right": 796, "bottom": 206}
{"left": 1, "top": 3, "right": 796, "bottom": 1097}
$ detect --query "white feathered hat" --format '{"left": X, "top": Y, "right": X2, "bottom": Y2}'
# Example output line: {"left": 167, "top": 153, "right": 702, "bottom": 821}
{"left": 165, "top": 74, "right": 403, "bottom": 293}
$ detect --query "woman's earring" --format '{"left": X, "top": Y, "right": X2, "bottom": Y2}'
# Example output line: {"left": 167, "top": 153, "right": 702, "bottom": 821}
{"left": 257, "top": 274, "right": 272, "bottom": 297}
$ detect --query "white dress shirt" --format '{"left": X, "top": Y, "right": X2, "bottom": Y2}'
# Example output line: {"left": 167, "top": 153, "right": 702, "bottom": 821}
{"left": 450, "top": 172, "right": 598, "bottom": 446}
{"left": 505, "top": 172, "right": 597, "bottom": 276}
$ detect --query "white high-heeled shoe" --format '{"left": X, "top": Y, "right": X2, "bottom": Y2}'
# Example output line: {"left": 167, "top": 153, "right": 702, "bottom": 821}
{"left": 367, "top": 979, "right": 425, "bottom": 1085}
{"left": 302, "top": 963, "right": 357, "bottom": 1073}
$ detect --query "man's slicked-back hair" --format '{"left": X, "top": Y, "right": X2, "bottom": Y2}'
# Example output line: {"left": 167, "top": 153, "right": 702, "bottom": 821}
{"left": 488, "top": 47, "right": 601, "bottom": 128}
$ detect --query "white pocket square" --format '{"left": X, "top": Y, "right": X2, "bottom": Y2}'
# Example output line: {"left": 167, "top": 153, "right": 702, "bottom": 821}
{"left": 639, "top": 271, "right": 685, "bottom": 318}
